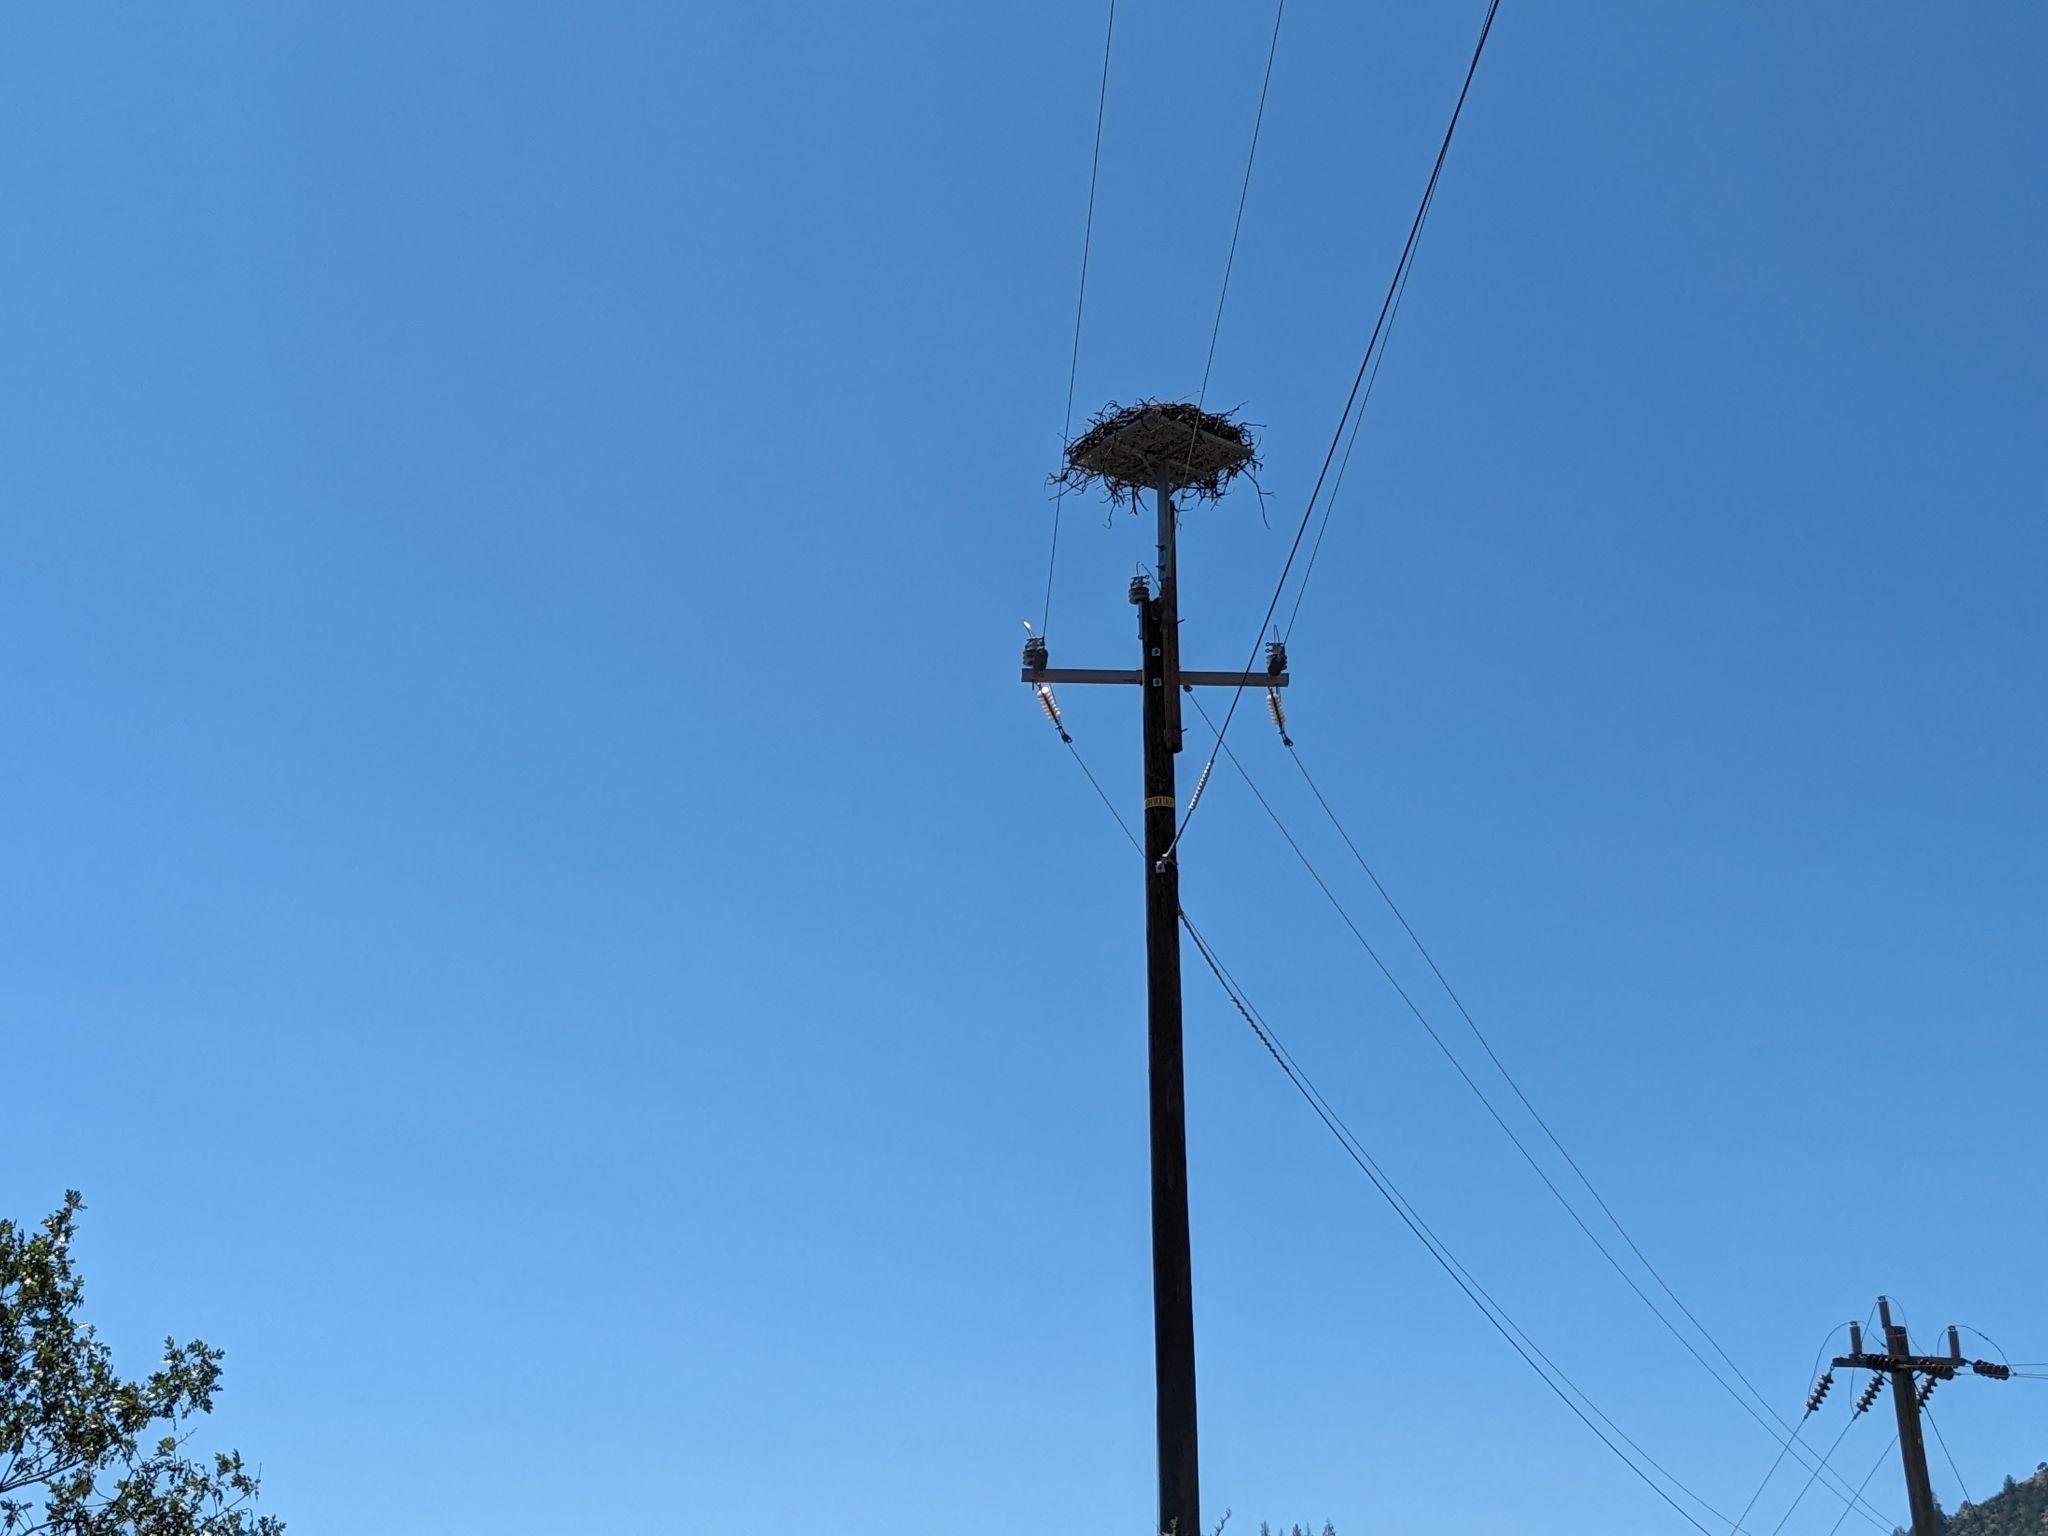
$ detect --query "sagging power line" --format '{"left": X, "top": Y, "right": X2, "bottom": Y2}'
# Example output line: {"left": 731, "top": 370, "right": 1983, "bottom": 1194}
{"left": 1172, "top": 0, "right": 1503, "bottom": 861}
{"left": 1037, "top": 0, "right": 1117, "bottom": 637}
{"left": 1178, "top": 914, "right": 1723, "bottom": 1535}
{"left": 1180, "top": 702, "right": 1895, "bottom": 1531}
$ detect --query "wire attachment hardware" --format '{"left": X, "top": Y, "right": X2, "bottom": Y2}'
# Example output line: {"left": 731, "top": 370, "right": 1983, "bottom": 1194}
{"left": 1262, "top": 639, "right": 1294, "bottom": 745}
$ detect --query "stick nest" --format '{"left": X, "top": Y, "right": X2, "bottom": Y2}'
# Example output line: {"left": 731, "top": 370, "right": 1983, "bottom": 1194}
{"left": 1051, "top": 400, "right": 1260, "bottom": 507}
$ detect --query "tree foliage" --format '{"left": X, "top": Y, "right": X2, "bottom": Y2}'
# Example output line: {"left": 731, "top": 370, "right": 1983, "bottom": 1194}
{"left": 1, "top": 1193, "right": 281, "bottom": 1535}
{"left": 1944, "top": 1463, "right": 2048, "bottom": 1536}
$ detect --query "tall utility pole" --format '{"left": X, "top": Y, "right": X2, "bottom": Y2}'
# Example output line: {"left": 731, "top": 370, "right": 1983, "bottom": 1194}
{"left": 1138, "top": 478, "right": 1198, "bottom": 1536}
{"left": 1829, "top": 1295, "right": 2015, "bottom": 1536}
{"left": 1026, "top": 403, "right": 1280, "bottom": 1536}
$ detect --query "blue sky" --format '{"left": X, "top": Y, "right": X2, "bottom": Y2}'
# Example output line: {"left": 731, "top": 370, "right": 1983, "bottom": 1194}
{"left": 3, "top": 4, "right": 2043, "bottom": 1533}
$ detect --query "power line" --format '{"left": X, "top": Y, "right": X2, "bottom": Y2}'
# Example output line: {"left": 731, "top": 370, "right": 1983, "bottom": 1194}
{"left": 1170, "top": 0, "right": 1503, "bottom": 861}
{"left": 1825, "top": 1438, "right": 1900, "bottom": 1536}
{"left": 1163, "top": 0, "right": 1289, "bottom": 517}
{"left": 1732, "top": 1327, "right": 1904, "bottom": 1536}
{"left": 1043, "top": 715, "right": 1722, "bottom": 1531}
{"left": 1041, "top": 0, "right": 1118, "bottom": 636}
{"left": 1281, "top": 740, "right": 1878, "bottom": 1487}
{"left": 1185, "top": 702, "right": 1893, "bottom": 1531}
{"left": 1925, "top": 1408, "right": 1971, "bottom": 1508}
{"left": 1197, "top": 0, "right": 1287, "bottom": 406}
{"left": 1178, "top": 914, "right": 1722, "bottom": 1536}
{"left": 1281, "top": 176, "right": 1428, "bottom": 642}
{"left": 1955, "top": 1326, "right": 2013, "bottom": 1368}
{"left": 1729, "top": 1399, "right": 1817, "bottom": 1534}
{"left": 1767, "top": 1408, "right": 1866, "bottom": 1536}
{"left": 1039, "top": 718, "right": 1879, "bottom": 1535}
{"left": 1061, "top": 735, "right": 1140, "bottom": 854}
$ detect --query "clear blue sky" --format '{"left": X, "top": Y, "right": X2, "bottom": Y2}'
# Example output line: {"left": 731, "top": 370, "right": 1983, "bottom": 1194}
{"left": 4, "top": 4, "right": 2043, "bottom": 1533}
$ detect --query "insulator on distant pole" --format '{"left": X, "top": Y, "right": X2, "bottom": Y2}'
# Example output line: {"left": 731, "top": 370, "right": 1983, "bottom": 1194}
{"left": 1805, "top": 1371, "right": 1835, "bottom": 1414}
{"left": 1265, "top": 688, "right": 1293, "bottom": 747}
{"left": 1035, "top": 684, "right": 1071, "bottom": 744}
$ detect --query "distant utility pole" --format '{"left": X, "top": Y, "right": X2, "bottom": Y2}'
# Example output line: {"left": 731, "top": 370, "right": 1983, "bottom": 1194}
{"left": 1827, "top": 1295, "right": 2014, "bottom": 1536}
{"left": 1024, "top": 403, "right": 1283, "bottom": 1536}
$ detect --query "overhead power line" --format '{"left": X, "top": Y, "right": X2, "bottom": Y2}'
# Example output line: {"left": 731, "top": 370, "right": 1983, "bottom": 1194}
{"left": 1040, "top": 0, "right": 1119, "bottom": 636}
{"left": 1826, "top": 1439, "right": 1901, "bottom": 1536}
{"left": 1049, "top": 731, "right": 1734, "bottom": 1530}
{"left": 1767, "top": 1410, "right": 1869, "bottom": 1536}
{"left": 1728, "top": 1368, "right": 1826, "bottom": 1533}
{"left": 1198, "top": 0, "right": 1287, "bottom": 405}
{"left": 1060, "top": 734, "right": 1140, "bottom": 854}
{"left": 1924, "top": 1409, "right": 1971, "bottom": 1508}
{"left": 1281, "top": 743, "right": 1876, "bottom": 1456}
{"left": 1178, "top": 914, "right": 1722, "bottom": 1535}
{"left": 1038, "top": 719, "right": 1886, "bottom": 1536}
{"left": 1184, "top": 701, "right": 1893, "bottom": 1531}
{"left": 1171, "top": 0, "right": 1503, "bottom": 861}
{"left": 1282, "top": 140, "right": 1434, "bottom": 645}
{"left": 1162, "top": 0, "right": 1289, "bottom": 517}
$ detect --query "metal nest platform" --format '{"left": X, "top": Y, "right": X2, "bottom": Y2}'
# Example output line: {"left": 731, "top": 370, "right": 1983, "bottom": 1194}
{"left": 1053, "top": 400, "right": 1259, "bottom": 506}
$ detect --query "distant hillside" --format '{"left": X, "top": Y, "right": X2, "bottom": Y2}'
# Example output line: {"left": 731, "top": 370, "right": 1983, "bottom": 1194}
{"left": 1938, "top": 1463, "right": 2048, "bottom": 1536}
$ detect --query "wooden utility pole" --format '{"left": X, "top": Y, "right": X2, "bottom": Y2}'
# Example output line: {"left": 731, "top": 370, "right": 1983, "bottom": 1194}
{"left": 1139, "top": 478, "right": 1198, "bottom": 1536}
{"left": 1880, "top": 1298, "right": 1942, "bottom": 1536}
{"left": 1026, "top": 404, "right": 1279, "bottom": 1536}
{"left": 1829, "top": 1295, "right": 2014, "bottom": 1536}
